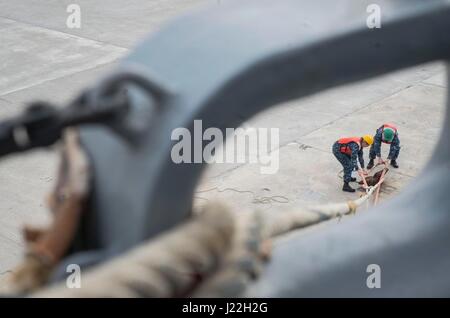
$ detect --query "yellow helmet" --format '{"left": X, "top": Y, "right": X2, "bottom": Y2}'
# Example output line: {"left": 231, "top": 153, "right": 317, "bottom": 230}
{"left": 362, "top": 134, "right": 374, "bottom": 146}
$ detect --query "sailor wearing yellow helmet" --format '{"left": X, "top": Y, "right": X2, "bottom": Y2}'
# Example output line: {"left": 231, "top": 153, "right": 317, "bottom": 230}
{"left": 332, "top": 134, "right": 374, "bottom": 192}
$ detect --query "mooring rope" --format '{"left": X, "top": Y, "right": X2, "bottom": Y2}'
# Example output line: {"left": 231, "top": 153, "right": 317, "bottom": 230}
{"left": 20, "top": 175, "right": 385, "bottom": 298}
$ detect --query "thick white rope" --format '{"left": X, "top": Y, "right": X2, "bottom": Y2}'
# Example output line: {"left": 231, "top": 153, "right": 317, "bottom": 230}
{"left": 26, "top": 178, "right": 385, "bottom": 298}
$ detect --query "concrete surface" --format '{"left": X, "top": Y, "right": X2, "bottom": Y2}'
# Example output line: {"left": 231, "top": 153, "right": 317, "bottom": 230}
{"left": 196, "top": 65, "right": 446, "bottom": 210}
{"left": 0, "top": 1, "right": 447, "bottom": 287}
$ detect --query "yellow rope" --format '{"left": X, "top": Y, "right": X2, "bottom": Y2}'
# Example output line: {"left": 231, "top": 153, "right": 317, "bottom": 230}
{"left": 196, "top": 187, "right": 290, "bottom": 205}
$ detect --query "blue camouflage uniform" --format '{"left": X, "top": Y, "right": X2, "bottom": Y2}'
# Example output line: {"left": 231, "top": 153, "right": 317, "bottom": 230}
{"left": 332, "top": 140, "right": 364, "bottom": 183}
{"left": 369, "top": 126, "right": 401, "bottom": 160}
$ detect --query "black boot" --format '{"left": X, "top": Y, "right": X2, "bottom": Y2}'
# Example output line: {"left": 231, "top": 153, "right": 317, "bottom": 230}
{"left": 342, "top": 182, "right": 355, "bottom": 192}
{"left": 367, "top": 159, "right": 374, "bottom": 170}
{"left": 350, "top": 177, "right": 357, "bottom": 182}
{"left": 390, "top": 159, "right": 399, "bottom": 168}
